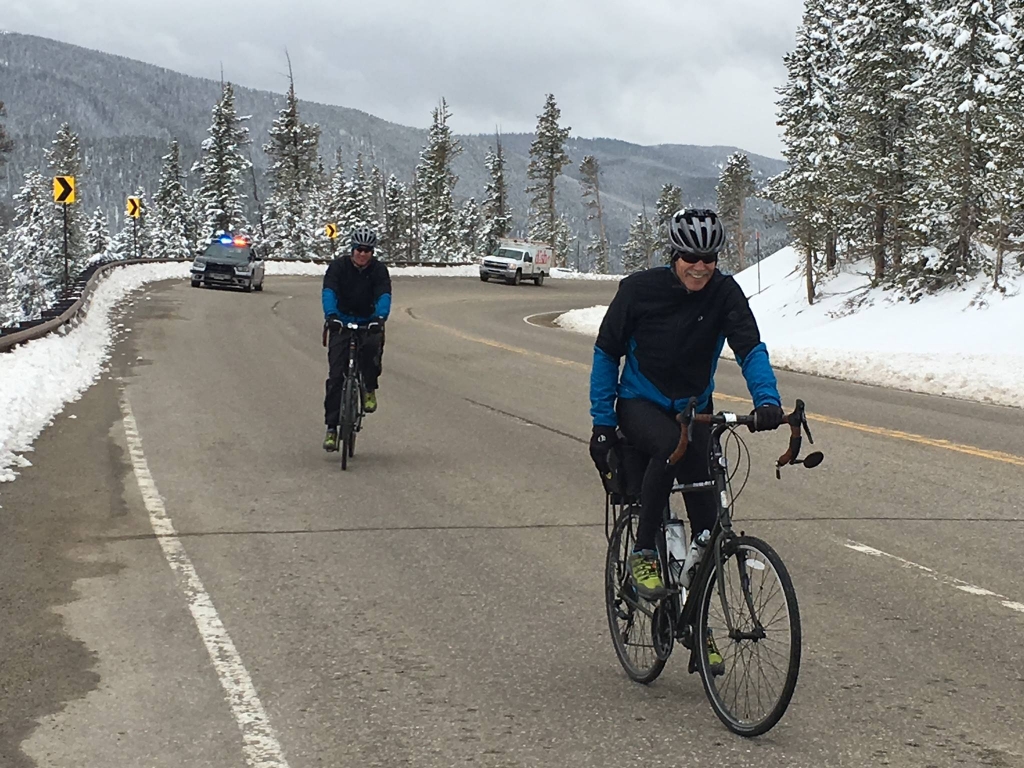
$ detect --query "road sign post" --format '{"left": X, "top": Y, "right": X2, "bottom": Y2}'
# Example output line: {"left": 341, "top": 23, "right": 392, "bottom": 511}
{"left": 127, "top": 197, "right": 142, "bottom": 259}
{"left": 53, "top": 176, "right": 76, "bottom": 289}
{"left": 326, "top": 223, "right": 338, "bottom": 255}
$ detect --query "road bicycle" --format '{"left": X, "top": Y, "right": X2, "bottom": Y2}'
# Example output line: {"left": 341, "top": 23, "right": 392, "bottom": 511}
{"left": 604, "top": 399, "right": 823, "bottom": 735}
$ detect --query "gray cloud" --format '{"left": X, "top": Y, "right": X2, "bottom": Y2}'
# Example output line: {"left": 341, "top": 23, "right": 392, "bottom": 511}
{"left": 9, "top": 0, "right": 806, "bottom": 157}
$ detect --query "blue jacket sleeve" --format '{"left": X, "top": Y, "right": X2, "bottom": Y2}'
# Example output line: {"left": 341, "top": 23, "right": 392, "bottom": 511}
{"left": 590, "top": 346, "right": 621, "bottom": 427}
{"left": 736, "top": 343, "right": 781, "bottom": 407}
{"left": 322, "top": 288, "right": 339, "bottom": 318}
{"left": 721, "top": 277, "right": 780, "bottom": 407}
{"left": 374, "top": 293, "right": 392, "bottom": 320}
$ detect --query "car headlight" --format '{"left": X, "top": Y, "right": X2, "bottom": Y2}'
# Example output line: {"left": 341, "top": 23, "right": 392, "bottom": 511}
{"left": 192, "top": 262, "right": 206, "bottom": 271}
{"left": 507, "top": 263, "right": 516, "bottom": 269}
{"left": 234, "top": 265, "right": 252, "bottom": 275}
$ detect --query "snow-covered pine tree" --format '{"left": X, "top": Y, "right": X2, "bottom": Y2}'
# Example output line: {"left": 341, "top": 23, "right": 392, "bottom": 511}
{"left": 348, "top": 154, "right": 378, "bottom": 231}
{"left": 989, "top": 6, "right": 1023, "bottom": 287}
{"left": 621, "top": 210, "right": 657, "bottom": 273}
{"left": 415, "top": 99, "right": 462, "bottom": 262}
{"left": 85, "top": 207, "right": 110, "bottom": 260}
{"left": 381, "top": 174, "right": 411, "bottom": 261}
{"left": 526, "top": 94, "right": 571, "bottom": 266}
{"left": 192, "top": 82, "right": 252, "bottom": 242}
{"left": 263, "top": 71, "right": 321, "bottom": 260}
{"left": 456, "top": 197, "right": 483, "bottom": 258}
{"left": 481, "top": 132, "right": 511, "bottom": 254}
{"left": 152, "top": 139, "right": 191, "bottom": 261}
{"left": 770, "top": 0, "right": 846, "bottom": 301}
{"left": 906, "top": 0, "right": 1014, "bottom": 286}
{"left": 716, "top": 152, "right": 756, "bottom": 272}
{"left": 837, "top": 0, "right": 926, "bottom": 281}
{"left": 324, "top": 150, "right": 346, "bottom": 242}
{"left": 369, "top": 165, "right": 385, "bottom": 230}
{"left": 5, "top": 171, "right": 54, "bottom": 320}
{"left": 46, "top": 122, "right": 87, "bottom": 280}
{"left": 655, "top": 184, "right": 682, "bottom": 265}
{"left": 579, "top": 155, "right": 610, "bottom": 273}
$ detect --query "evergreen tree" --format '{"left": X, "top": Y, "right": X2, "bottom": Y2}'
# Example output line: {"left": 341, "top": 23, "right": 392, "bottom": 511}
{"left": 526, "top": 94, "right": 572, "bottom": 266}
{"left": 263, "top": 72, "right": 321, "bottom": 260}
{"left": 579, "top": 155, "right": 610, "bottom": 273}
{"left": 152, "top": 139, "right": 191, "bottom": 260}
{"left": 85, "top": 207, "right": 110, "bottom": 259}
{"left": 46, "top": 122, "right": 87, "bottom": 279}
{"left": 989, "top": 9, "right": 1024, "bottom": 287}
{"left": 325, "top": 150, "right": 346, "bottom": 238}
{"left": 381, "top": 174, "right": 411, "bottom": 261}
{"left": 456, "top": 197, "right": 483, "bottom": 257}
{"left": 415, "top": 99, "right": 462, "bottom": 261}
{"left": 192, "top": 82, "right": 252, "bottom": 241}
{"left": 481, "top": 132, "right": 511, "bottom": 254}
{"left": 770, "top": 0, "right": 846, "bottom": 301}
{"left": 836, "top": 0, "right": 922, "bottom": 278}
{"left": 907, "top": 0, "right": 1015, "bottom": 285}
{"left": 716, "top": 152, "right": 756, "bottom": 272}
{"left": 655, "top": 184, "right": 682, "bottom": 264}
{"left": 5, "top": 171, "right": 54, "bottom": 319}
{"left": 621, "top": 210, "right": 657, "bottom": 273}
{"left": 0, "top": 101, "right": 13, "bottom": 170}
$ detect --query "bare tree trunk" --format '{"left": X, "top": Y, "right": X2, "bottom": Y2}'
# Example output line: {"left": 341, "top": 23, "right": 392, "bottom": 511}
{"left": 994, "top": 213, "right": 1006, "bottom": 290}
{"left": 805, "top": 245, "right": 815, "bottom": 305}
{"left": 825, "top": 211, "right": 837, "bottom": 271}
{"left": 736, "top": 218, "right": 746, "bottom": 271}
{"left": 872, "top": 204, "right": 886, "bottom": 280}
{"left": 594, "top": 179, "right": 608, "bottom": 273}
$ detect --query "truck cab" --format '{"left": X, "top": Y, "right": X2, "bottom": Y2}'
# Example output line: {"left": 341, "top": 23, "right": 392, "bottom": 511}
{"left": 479, "top": 239, "right": 552, "bottom": 286}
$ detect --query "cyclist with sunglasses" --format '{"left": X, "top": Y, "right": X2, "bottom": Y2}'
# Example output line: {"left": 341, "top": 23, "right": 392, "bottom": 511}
{"left": 588, "top": 208, "right": 784, "bottom": 600}
{"left": 322, "top": 227, "right": 392, "bottom": 452}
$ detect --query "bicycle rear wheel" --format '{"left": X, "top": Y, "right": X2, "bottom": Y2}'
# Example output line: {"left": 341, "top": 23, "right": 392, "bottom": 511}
{"left": 605, "top": 508, "right": 668, "bottom": 684}
{"left": 696, "top": 535, "right": 800, "bottom": 736}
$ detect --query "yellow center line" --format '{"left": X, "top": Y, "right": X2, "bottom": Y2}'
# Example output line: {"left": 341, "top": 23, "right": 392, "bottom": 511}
{"left": 411, "top": 314, "right": 1024, "bottom": 468}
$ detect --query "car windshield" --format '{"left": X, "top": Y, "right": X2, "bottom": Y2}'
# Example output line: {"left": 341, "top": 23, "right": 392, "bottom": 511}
{"left": 494, "top": 249, "right": 523, "bottom": 260}
{"left": 201, "top": 243, "right": 251, "bottom": 262}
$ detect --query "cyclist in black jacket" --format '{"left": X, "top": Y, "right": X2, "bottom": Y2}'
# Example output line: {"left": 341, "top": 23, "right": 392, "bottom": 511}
{"left": 589, "top": 209, "right": 784, "bottom": 608}
{"left": 321, "top": 227, "right": 392, "bottom": 451}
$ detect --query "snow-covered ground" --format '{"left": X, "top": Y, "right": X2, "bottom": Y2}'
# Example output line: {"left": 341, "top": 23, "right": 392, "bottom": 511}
{"left": 556, "top": 247, "right": 1024, "bottom": 409}
{"left": 0, "top": 258, "right": 637, "bottom": 483}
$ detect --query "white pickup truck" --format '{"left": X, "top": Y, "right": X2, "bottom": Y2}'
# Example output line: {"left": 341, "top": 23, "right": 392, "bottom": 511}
{"left": 479, "top": 239, "right": 553, "bottom": 286}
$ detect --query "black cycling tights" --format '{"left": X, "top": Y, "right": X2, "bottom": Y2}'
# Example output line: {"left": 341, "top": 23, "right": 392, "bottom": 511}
{"left": 616, "top": 397, "right": 717, "bottom": 552}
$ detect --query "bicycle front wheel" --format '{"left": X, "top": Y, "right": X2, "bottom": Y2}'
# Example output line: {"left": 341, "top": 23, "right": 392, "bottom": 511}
{"left": 696, "top": 535, "right": 801, "bottom": 736}
{"left": 605, "top": 508, "right": 668, "bottom": 684}
{"left": 340, "top": 376, "right": 357, "bottom": 470}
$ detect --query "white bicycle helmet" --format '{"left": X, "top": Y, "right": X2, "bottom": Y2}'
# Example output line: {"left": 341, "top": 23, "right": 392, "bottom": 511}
{"left": 668, "top": 209, "right": 725, "bottom": 258}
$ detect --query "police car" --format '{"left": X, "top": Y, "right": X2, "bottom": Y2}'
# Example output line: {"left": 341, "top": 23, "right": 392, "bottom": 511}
{"left": 190, "top": 234, "right": 266, "bottom": 292}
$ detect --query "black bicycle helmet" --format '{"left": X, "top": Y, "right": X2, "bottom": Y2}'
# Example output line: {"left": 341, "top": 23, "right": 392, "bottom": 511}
{"left": 350, "top": 226, "right": 378, "bottom": 250}
{"left": 668, "top": 208, "right": 725, "bottom": 257}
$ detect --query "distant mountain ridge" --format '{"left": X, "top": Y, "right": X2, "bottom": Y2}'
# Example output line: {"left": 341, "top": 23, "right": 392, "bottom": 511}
{"left": 0, "top": 32, "right": 789, "bottom": 261}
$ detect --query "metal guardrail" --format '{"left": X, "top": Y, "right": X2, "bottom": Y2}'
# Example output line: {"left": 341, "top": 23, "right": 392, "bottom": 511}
{"left": 0, "top": 257, "right": 187, "bottom": 353}
{"left": 0, "top": 256, "right": 479, "bottom": 352}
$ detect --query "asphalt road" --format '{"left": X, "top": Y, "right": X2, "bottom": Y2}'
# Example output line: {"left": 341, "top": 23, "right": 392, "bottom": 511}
{"left": 2, "top": 273, "right": 1023, "bottom": 768}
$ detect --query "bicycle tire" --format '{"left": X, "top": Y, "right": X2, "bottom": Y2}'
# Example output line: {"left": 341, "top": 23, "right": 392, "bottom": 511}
{"left": 340, "top": 376, "right": 357, "bottom": 471}
{"left": 605, "top": 508, "right": 668, "bottom": 684}
{"left": 696, "top": 535, "right": 801, "bottom": 736}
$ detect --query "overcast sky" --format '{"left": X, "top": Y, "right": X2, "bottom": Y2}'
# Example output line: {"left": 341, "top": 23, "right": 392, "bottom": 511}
{"left": 9, "top": 0, "right": 806, "bottom": 158}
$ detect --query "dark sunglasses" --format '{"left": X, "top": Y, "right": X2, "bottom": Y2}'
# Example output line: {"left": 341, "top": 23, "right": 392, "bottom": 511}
{"left": 676, "top": 251, "right": 718, "bottom": 265}
{"left": 353, "top": 246, "right": 374, "bottom": 254}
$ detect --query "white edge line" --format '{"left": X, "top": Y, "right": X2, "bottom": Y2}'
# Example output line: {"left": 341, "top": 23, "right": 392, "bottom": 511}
{"left": 523, "top": 308, "right": 574, "bottom": 328}
{"left": 844, "top": 540, "right": 1022, "bottom": 620}
{"left": 120, "top": 393, "right": 290, "bottom": 768}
